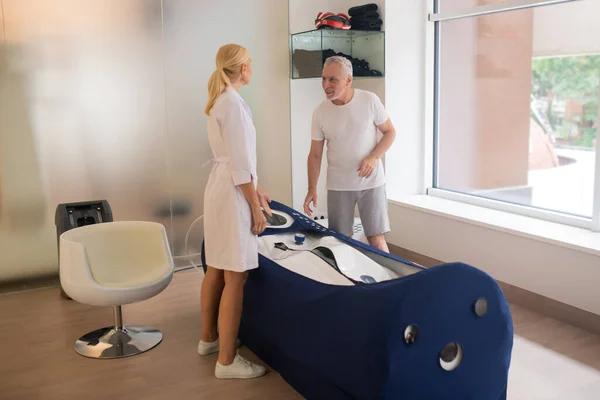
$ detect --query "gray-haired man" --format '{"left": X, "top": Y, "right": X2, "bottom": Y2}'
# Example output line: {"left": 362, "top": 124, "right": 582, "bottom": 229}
{"left": 303, "top": 56, "right": 396, "bottom": 252}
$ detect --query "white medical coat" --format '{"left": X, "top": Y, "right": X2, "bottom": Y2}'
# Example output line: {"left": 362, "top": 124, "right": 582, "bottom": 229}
{"left": 204, "top": 87, "right": 258, "bottom": 271}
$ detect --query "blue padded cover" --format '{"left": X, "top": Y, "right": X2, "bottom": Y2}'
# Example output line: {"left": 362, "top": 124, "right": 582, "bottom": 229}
{"left": 201, "top": 201, "right": 513, "bottom": 399}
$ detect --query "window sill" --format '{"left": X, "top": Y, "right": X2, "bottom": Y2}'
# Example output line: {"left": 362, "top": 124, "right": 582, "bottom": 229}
{"left": 388, "top": 195, "right": 600, "bottom": 258}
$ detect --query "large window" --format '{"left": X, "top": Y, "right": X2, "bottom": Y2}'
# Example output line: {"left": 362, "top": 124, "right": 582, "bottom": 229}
{"left": 429, "top": 0, "right": 600, "bottom": 229}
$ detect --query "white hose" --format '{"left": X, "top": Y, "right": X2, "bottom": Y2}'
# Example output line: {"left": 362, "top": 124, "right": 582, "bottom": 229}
{"left": 183, "top": 214, "right": 204, "bottom": 269}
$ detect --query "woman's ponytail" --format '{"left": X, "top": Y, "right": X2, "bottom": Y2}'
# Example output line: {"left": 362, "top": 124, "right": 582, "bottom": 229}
{"left": 205, "top": 67, "right": 230, "bottom": 116}
{"left": 204, "top": 44, "right": 250, "bottom": 116}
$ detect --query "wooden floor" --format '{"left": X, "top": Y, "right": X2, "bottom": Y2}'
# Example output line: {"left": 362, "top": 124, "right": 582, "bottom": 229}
{"left": 1, "top": 268, "right": 599, "bottom": 400}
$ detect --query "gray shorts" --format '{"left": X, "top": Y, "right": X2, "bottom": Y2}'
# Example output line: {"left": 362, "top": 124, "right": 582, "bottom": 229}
{"left": 327, "top": 184, "right": 390, "bottom": 237}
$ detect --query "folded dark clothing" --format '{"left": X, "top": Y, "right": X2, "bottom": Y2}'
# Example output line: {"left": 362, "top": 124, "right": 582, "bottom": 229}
{"left": 349, "top": 12, "right": 379, "bottom": 21}
{"left": 351, "top": 19, "right": 383, "bottom": 30}
{"left": 322, "top": 49, "right": 383, "bottom": 77}
{"left": 292, "top": 48, "right": 383, "bottom": 78}
{"left": 348, "top": 3, "right": 378, "bottom": 17}
{"left": 352, "top": 18, "right": 382, "bottom": 25}
{"left": 351, "top": 26, "right": 381, "bottom": 31}
{"left": 350, "top": 18, "right": 380, "bottom": 26}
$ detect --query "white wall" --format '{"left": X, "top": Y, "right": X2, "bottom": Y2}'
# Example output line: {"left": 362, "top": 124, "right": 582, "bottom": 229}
{"left": 533, "top": 0, "right": 600, "bottom": 57}
{"left": 289, "top": 0, "right": 386, "bottom": 215}
{"left": 384, "top": 1, "right": 600, "bottom": 315}
{"left": 383, "top": 0, "right": 427, "bottom": 200}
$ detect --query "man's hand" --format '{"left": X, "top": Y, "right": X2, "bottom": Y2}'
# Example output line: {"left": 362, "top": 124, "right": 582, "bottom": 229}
{"left": 257, "top": 185, "right": 272, "bottom": 216}
{"left": 358, "top": 156, "right": 378, "bottom": 178}
{"left": 303, "top": 188, "right": 318, "bottom": 216}
{"left": 306, "top": 140, "right": 324, "bottom": 216}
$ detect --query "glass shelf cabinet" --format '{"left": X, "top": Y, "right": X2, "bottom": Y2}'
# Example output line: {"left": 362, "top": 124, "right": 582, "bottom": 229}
{"left": 291, "top": 29, "right": 385, "bottom": 79}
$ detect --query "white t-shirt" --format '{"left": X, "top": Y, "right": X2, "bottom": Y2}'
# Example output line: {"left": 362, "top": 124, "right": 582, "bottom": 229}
{"left": 311, "top": 89, "right": 389, "bottom": 191}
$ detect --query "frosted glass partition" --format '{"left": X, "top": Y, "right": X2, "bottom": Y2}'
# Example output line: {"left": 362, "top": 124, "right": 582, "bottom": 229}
{"left": 0, "top": 0, "right": 172, "bottom": 281}
{"left": 0, "top": 0, "right": 292, "bottom": 281}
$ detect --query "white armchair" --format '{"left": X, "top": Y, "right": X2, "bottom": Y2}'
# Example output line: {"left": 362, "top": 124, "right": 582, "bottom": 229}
{"left": 59, "top": 221, "right": 174, "bottom": 359}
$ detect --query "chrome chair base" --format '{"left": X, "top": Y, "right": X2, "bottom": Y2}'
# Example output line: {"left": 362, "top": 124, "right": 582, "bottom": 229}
{"left": 74, "top": 325, "right": 163, "bottom": 359}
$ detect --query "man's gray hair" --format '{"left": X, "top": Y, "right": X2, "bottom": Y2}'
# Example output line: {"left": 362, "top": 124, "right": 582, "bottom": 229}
{"left": 324, "top": 56, "right": 353, "bottom": 77}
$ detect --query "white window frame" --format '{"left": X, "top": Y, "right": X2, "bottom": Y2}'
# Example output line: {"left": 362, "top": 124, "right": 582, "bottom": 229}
{"left": 425, "top": 0, "right": 600, "bottom": 232}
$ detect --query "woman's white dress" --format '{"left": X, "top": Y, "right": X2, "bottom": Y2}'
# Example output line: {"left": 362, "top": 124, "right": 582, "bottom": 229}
{"left": 204, "top": 87, "right": 258, "bottom": 272}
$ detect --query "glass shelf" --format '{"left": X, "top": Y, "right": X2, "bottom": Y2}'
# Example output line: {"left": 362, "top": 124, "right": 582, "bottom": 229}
{"left": 291, "top": 29, "right": 385, "bottom": 79}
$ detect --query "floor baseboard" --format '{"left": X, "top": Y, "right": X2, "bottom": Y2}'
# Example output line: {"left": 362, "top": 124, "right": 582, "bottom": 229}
{"left": 0, "top": 275, "right": 60, "bottom": 296}
{"left": 388, "top": 243, "right": 600, "bottom": 337}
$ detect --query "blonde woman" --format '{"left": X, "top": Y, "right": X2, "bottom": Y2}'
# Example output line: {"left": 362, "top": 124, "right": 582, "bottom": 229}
{"left": 199, "top": 44, "right": 271, "bottom": 379}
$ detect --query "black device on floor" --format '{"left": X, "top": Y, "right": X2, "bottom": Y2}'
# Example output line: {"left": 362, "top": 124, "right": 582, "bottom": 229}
{"left": 55, "top": 200, "right": 113, "bottom": 299}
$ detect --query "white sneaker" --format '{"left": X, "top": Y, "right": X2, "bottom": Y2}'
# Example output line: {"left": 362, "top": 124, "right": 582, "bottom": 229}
{"left": 197, "top": 337, "right": 242, "bottom": 356}
{"left": 215, "top": 353, "right": 266, "bottom": 379}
